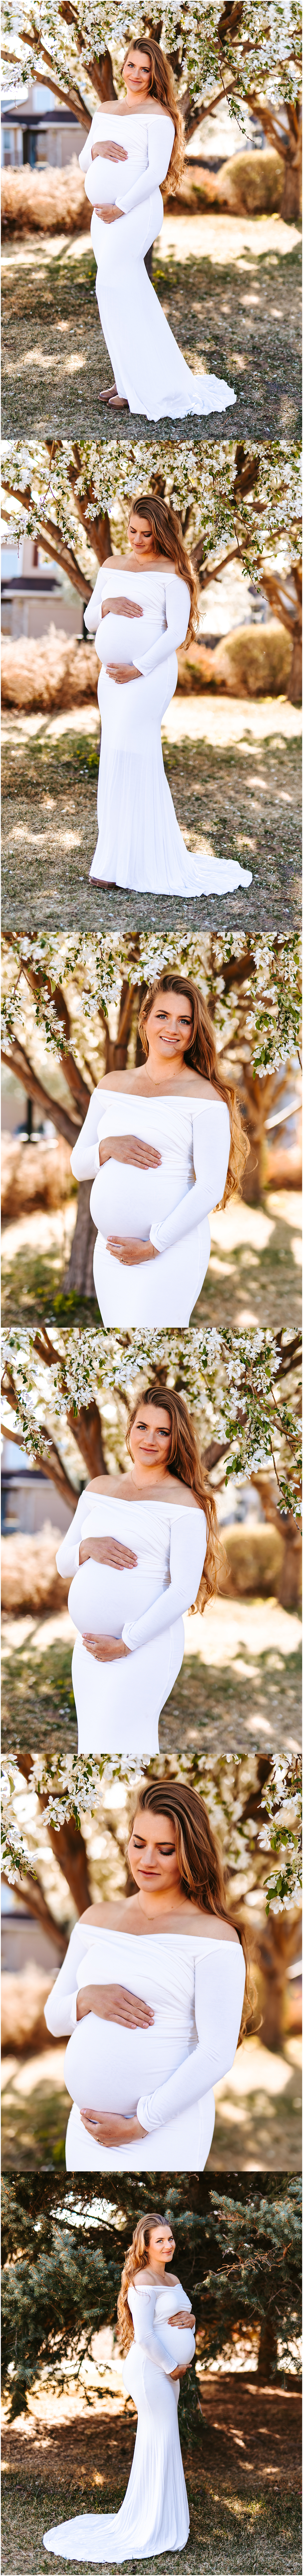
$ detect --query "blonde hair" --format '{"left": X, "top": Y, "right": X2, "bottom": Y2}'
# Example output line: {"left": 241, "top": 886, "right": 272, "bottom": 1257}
{"left": 138, "top": 974, "right": 250, "bottom": 1203}
{"left": 117, "top": 2214, "right": 166, "bottom": 2354}
{"left": 126, "top": 1382, "right": 223, "bottom": 1611}
{"left": 127, "top": 1780, "right": 251, "bottom": 2028}
{"left": 123, "top": 36, "right": 184, "bottom": 192}
{"left": 129, "top": 495, "right": 199, "bottom": 644}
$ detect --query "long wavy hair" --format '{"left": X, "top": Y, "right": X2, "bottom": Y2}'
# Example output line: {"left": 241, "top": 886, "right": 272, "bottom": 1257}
{"left": 127, "top": 1777, "right": 251, "bottom": 2030}
{"left": 126, "top": 1382, "right": 224, "bottom": 1611}
{"left": 138, "top": 973, "right": 250, "bottom": 1202}
{"left": 117, "top": 2214, "right": 169, "bottom": 2354}
{"left": 123, "top": 36, "right": 185, "bottom": 191}
{"left": 129, "top": 496, "right": 199, "bottom": 643}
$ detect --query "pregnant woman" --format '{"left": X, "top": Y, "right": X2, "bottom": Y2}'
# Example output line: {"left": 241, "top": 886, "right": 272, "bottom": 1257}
{"left": 44, "top": 1776, "right": 247, "bottom": 2172}
{"left": 79, "top": 36, "right": 236, "bottom": 420}
{"left": 55, "top": 1384, "right": 220, "bottom": 1757}
{"left": 44, "top": 2212, "right": 195, "bottom": 2560}
{"left": 70, "top": 970, "right": 249, "bottom": 1325}
{"left": 84, "top": 491, "right": 252, "bottom": 895}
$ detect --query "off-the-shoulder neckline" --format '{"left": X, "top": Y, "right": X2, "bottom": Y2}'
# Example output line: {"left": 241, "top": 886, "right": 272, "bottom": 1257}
{"left": 95, "top": 1090, "right": 220, "bottom": 1107}
{"left": 78, "top": 1495, "right": 203, "bottom": 1513}
{"left": 77, "top": 1923, "right": 240, "bottom": 1948}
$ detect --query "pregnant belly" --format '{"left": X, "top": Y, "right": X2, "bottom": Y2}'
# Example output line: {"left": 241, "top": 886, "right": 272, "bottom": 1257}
{"left": 97, "top": 613, "right": 163, "bottom": 668}
{"left": 68, "top": 1561, "right": 161, "bottom": 1637}
{"left": 158, "top": 2323, "right": 196, "bottom": 2368}
{"left": 90, "top": 1160, "right": 189, "bottom": 1241}
{"left": 85, "top": 152, "right": 147, "bottom": 210}
{"left": 65, "top": 2014, "right": 184, "bottom": 2115}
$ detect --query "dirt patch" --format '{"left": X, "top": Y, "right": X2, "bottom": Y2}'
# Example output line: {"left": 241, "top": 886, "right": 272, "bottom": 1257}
{"left": 2, "top": 2378, "right": 301, "bottom": 2496}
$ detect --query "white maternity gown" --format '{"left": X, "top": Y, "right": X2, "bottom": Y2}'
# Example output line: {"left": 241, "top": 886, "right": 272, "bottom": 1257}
{"left": 56, "top": 1494, "right": 207, "bottom": 1756}
{"left": 70, "top": 1088, "right": 231, "bottom": 1324}
{"left": 84, "top": 561, "right": 252, "bottom": 895}
{"left": 43, "top": 2277, "right": 194, "bottom": 2560}
{"left": 78, "top": 109, "right": 236, "bottom": 420}
{"left": 44, "top": 1922, "right": 246, "bottom": 2171}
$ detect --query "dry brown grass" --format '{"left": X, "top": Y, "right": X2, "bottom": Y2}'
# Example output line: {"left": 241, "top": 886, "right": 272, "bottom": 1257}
{"left": 1, "top": 155, "right": 88, "bottom": 236}
{"left": 1, "top": 635, "right": 99, "bottom": 714}
{"left": 1, "top": 1528, "right": 69, "bottom": 1616}
{"left": 1, "top": 1134, "right": 74, "bottom": 1213}
{"left": 177, "top": 621, "right": 292, "bottom": 698}
{"left": 173, "top": 147, "right": 286, "bottom": 218}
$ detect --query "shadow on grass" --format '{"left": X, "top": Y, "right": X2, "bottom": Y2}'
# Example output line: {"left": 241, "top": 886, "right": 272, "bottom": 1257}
{"left": 2, "top": 1634, "right": 302, "bottom": 1766}
{"left": 1, "top": 2473, "right": 301, "bottom": 2574}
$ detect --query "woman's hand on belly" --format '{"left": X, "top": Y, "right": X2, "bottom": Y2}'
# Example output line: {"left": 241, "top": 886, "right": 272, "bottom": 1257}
{"left": 105, "top": 662, "right": 142, "bottom": 681}
{"left": 101, "top": 598, "right": 144, "bottom": 619}
{"left": 82, "top": 1631, "right": 131, "bottom": 1661}
{"left": 80, "top": 2110, "right": 148, "bottom": 2144}
{"left": 99, "top": 1135, "right": 162, "bottom": 1169}
{"left": 76, "top": 1981, "right": 154, "bottom": 2028}
{"left": 170, "top": 2364, "right": 193, "bottom": 2380}
{"left": 107, "top": 1236, "right": 160, "bottom": 1265}
{"left": 168, "top": 2312, "right": 196, "bottom": 2331}
{"left": 94, "top": 205, "right": 125, "bottom": 221}
{"left": 78, "top": 1536, "right": 138, "bottom": 1569}
{"left": 91, "top": 141, "right": 129, "bottom": 162}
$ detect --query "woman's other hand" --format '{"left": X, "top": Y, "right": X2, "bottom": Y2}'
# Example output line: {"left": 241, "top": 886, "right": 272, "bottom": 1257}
{"left": 98, "top": 1136, "right": 161, "bottom": 1170}
{"left": 91, "top": 141, "right": 128, "bottom": 162}
{"left": 105, "top": 662, "right": 142, "bottom": 680}
{"left": 101, "top": 598, "right": 144, "bottom": 619}
{"left": 80, "top": 2110, "right": 148, "bottom": 2143}
{"left": 107, "top": 1237, "right": 159, "bottom": 1265}
{"left": 78, "top": 1536, "right": 138, "bottom": 1569}
{"left": 82, "top": 1633, "right": 131, "bottom": 1661}
{"left": 76, "top": 1982, "right": 154, "bottom": 2027}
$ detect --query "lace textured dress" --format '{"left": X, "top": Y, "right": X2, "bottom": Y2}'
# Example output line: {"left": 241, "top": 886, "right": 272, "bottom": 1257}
{"left": 43, "top": 2276, "right": 194, "bottom": 2559}
{"left": 70, "top": 1089, "right": 231, "bottom": 1324}
{"left": 56, "top": 1494, "right": 207, "bottom": 1755}
{"left": 84, "top": 561, "right": 252, "bottom": 895}
{"left": 44, "top": 1922, "right": 246, "bottom": 2171}
{"left": 79, "top": 110, "right": 237, "bottom": 420}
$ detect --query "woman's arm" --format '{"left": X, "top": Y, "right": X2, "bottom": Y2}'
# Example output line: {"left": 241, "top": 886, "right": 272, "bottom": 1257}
{"left": 55, "top": 1492, "right": 90, "bottom": 1580}
{"left": 115, "top": 115, "right": 174, "bottom": 216}
{"left": 136, "top": 1943, "right": 246, "bottom": 2132}
{"left": 70, "top": 1091, "right": 104, "bottom": 1183}
{"left": 128, "top": 2281, "right": 178, "bottom": 2374}
{"left": 149, "top": 1102, "right": 231, "bottom": 1253}
{"left": 84, "top": 569, "right": 108, "bottom": 636}
{"left": 135, "top": 574, "right": 191, "bottom": 678}
{"left": 44, "top": 1924, "right": 88, "bottom": 2038}
{"left": 122, "top": 1508, "right": 206, "bottom": 1653}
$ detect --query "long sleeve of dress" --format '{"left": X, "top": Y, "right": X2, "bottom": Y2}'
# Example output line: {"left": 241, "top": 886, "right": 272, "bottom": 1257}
{"left": 55, "top": 1494, "right": 89, "bottom": 1580}
{"left": 84, "top": 569, "right": 110, "bottom": 637}
{"left": 44, "top": 1923, "right": 87, "bottom": 2037}
{"left": 122, "top": 1508, "right": 206, "bottom": 1651}
{"left": 70, "top": 1089, "right": 103, "bottom": 1183}
{"left": 135, "top": 576, "right": 190, "bottom": 677}
{"left": 127, "top": 2282, "right": 176, "bottom": 2374}
{"left": 137, "top": 1942, "right": 246, "bottom": 2132}
{"left": 114, "top": 116, "right": 174, "bottom": 214}
{"left": 149, "top": 1102, "right": 231, "bottom": 1251}
{"left": 78, "top": 114, "right": 174, "bottom": 213}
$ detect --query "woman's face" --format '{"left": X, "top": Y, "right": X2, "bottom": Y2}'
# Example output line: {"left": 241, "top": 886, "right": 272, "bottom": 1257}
{"left": 146, "top": 2224, "right": 176, "bottom": 2267}
{"left": 129, "top": 1403, "right": 172, "bottom": 1474}
{"left": 128, "top": 1807, "right": 181, "bottom": 1898}
{"left": 146, "top": 989, "right": 194, "bottom": 1058}
{"left": 123, "top": 48, "right": 152, "bottom": 96}
{"left": 127, "top": 511, "right": 156, "bottom": 559}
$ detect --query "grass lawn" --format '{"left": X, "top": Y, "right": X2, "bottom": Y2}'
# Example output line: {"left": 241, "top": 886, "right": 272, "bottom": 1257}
{"left": 2, "top": 701, "right": 301, "bottom": 937}
{"left": 1, "top": 208, "right": 301, "bottom": 439}
{"left": 2, "top": 2477, "right": 301, "bottom": 2573}
{"left": 2, "top": 1601, "right": 301, "bottom": 1764}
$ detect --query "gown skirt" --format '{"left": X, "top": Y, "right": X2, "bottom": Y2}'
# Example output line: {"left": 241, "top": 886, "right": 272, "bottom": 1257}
{"left": 90, "top": 192, "right": 236, "bottom": 421}
{"left": 43, "top": 2348, "right": 190, "bottom": 2561}
{"left": 91, "top": 618, "right": 252, "bottom": 895}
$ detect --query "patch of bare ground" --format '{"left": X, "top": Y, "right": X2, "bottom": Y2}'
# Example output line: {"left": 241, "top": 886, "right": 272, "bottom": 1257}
{"left": 1, "top": 2389, "right": 301, "bottom": 2571}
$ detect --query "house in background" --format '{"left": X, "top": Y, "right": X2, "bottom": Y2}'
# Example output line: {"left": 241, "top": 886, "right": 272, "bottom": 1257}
{"left": 1, "top": 78, "right": 84, "bottom": 169}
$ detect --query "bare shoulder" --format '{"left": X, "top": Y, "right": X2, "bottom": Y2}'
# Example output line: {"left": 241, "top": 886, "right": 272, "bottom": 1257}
{"left": 85, "top": 1474, "right": 109, "bottom": 1491}
{"left": 80, "top": 1900, "right": 122, "bottom": 1925}
{"left": 167, "top": 1477, "right": 204, "bottom": 1511}
{"left": 201, "top": 1916, "right": 241, "bottom": 1946}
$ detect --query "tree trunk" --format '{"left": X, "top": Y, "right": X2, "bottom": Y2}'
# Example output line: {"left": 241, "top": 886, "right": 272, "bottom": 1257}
{"left": 66, "top": 1397, "right": 108, "bottom": 1482}
{"left": 287, "top": 639, "right": 302, "bottom": 705}
{"left": 280, "top": 162, "right": 302, "bottom": 222}
{"left": 257, "top": 2315, "right": 278, "bottom": 2380}
{"left": 44, "top": 1814, "right": 91, "bottom": 1914}
{"left": 63, "top": 1182, "right": 98, "bottom": 1298}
